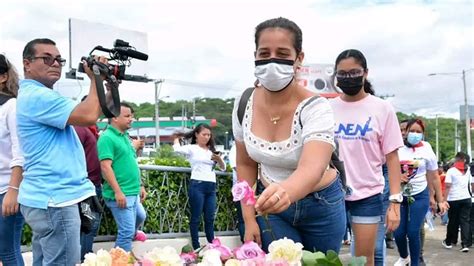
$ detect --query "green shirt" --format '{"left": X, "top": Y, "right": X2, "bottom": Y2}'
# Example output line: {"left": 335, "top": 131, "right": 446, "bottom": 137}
{"left": 97, "top": 125, "right": 140, "bottom": 200}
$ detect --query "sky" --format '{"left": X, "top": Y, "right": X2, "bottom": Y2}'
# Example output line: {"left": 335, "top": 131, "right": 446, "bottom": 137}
{"left": 1, "top": 0, "right": 473, "bottom": 119}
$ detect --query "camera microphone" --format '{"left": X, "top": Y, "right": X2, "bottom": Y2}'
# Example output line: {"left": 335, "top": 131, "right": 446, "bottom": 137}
{"left": 114, "top": 47, "right": 148, "bottom": 61}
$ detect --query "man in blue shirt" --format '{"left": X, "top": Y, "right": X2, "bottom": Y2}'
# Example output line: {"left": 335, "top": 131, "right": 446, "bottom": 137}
{"left": 16, "top": 38, "right": 109, "bottom": 265}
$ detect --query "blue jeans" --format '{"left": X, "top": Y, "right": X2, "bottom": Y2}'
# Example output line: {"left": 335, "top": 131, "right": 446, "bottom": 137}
{"left": 136, "top": 196, "right": 147, "bottom": 230}
{"left": 80, "top": 186, "right": 102, "bottom": 261}
{"left": 21, "top": 204, "right": 81, "bottom": 266}
{"left": 393, "top": 187, "right": 429, "bottom": 266}
{"left": 374, "top": 166, "right": 390, "bottom": 266}
{"left": 0, "top": 193, "right": 25, "bottom": 266}
{"left": 188, "top": 179, "right": 216, "bottom": 249}
{"left": 257, "top": 178, "right": 346, "bottom": 253}
{"left": 235, "top": 202, "right": 245, "bottom": 243}
{"left": 105, "top": 195, "right": 138, "bottom": 251}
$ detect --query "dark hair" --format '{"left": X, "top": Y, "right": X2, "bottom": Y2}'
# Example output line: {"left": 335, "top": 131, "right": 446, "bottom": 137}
{"left": 255, "top": 17, "right": 303, "bottom": 55}
{"left": 108, "top": 102, "right": 135, "bottom": 124}
{"left": 455, "top": 151, "right": 470, "bottom": 163}
{"left": 405, "top": 118, "right": 425, "bottom": 133}
{"left": 335, "top": 49, "right": 375, "bottom": 95}
{"left": 0, "top": 54, "right": 19, "bottom": 97}
{"left": 183, "top": 123, "right": 216, "bottom": 152}
{"left": 120, "top": 102, "right": 134, "bottom": 114}
{"left": 22, "top": 38, "right": 56, "bottom": 60}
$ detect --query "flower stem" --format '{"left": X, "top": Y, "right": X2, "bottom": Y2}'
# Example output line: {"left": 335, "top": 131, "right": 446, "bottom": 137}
{"left": 262, "top": 214, "right": 276, "bottom": 241}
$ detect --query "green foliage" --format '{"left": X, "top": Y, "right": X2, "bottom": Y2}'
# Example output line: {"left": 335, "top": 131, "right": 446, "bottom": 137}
{"left": 302, "top": 250, "right": 366, "bottom": 266}
{"left": 98, "top": 146, "right": 236, "bottom": 236}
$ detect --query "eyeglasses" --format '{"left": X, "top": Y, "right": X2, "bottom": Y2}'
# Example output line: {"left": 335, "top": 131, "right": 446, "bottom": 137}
{"left": 30, "top": 56, "right": 66, "bottom": 67}
{"left": 335, "top": 68, "right": 365, "bottom": 78}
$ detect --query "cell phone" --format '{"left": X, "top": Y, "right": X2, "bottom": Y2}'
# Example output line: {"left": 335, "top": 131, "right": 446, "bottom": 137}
{"left": 213, "top": 151, "right": 221, "bottom": 155}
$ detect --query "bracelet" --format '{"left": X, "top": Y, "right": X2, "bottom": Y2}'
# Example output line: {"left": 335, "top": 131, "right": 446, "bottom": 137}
{"left": 8, "top": 185, "right": 19, "bottom": 191}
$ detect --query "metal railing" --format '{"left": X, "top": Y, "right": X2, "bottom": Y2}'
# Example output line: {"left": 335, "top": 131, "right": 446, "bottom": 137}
{"left": 97, "top": 164, "right": 238, "bottom": 240}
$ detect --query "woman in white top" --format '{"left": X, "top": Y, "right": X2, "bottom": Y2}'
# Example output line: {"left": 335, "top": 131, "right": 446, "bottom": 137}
{"left": 0, "top": 54, "right": 25, "bottom": 265}
{"left": 393, "top": 118, "right": 448, "bottom": 266}
{"left": 443, "top": 151, "right": 473, "bottom": 252}
{"left": 172, "top": 123, "right": 225, "bottom": 249}
{"left": 232, "top": 17, "right": 346, "bottom": 253}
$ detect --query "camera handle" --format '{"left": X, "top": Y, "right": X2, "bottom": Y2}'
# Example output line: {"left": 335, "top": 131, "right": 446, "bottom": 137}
{"left": 92, "top": 64, "right": 121, "bottom": 118}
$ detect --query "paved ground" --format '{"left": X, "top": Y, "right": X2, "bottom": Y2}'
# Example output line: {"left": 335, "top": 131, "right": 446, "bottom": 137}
{"left": 20, "top": 222, "right": 473, "bottom": 265}
{"left": 339, "top": 222, "right": 474, "bottom": 265}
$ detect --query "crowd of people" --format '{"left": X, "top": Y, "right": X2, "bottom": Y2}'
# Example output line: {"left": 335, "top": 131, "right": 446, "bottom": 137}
{"left": 0, "top": 17, "right": 473, "bottom": 266}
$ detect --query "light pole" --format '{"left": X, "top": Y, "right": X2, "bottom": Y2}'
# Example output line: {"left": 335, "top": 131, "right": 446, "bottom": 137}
{"left": 435, "top": 114, "right": 439, "bottom": 159}
{"left": 154, "top": 79, "right": 164, "bottom": 149}
{"left": 225, "top": 131, "right": 229, "bottom": 150}
{"left": 429, "top": 69, "right": 473, "bottom": 160}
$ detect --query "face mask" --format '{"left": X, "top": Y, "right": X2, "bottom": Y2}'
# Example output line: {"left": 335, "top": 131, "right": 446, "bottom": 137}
{"left": 336, "top": 76, "right": 364, "bottom": 96}
{"left": 254, "top": 58, "right": 295, "bottom": 92}
{"left": 407, "top": 132, "right": 423, "bottom": 146}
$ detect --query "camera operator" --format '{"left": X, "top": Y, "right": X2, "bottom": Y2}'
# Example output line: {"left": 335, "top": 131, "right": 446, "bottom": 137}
{"left": 16, "top": 38, "right": 112, "bottom": 265}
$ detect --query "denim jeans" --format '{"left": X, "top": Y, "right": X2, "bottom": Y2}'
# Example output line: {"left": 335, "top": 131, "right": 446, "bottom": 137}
{"left": 374, "top": 166, "right": 390, "bottom": 266}
{"left": 235, "top": 202, "right": 245, "bottom": 243}
{"left": 0, "top": 193, "right": 25, "bottom": 266}
{"left": 257, "top": 178, "right": 346, "bottom": 253}
{"left": 393, "top": 187, "right": 429, "bottom": 266}
{"left": 136, "top": 196, "right": 147, "bottom": 230}
{"left": 188, "top": 179, "right": 216, "bottom": 249}
{"left": 80, "top": 186, "right": 102, "bottom": 261}
{"left": 105, "top": 195, "right": 138, "bottom": 251}
{"left": 21, "top": 204, "right": 81, "bottom": 266}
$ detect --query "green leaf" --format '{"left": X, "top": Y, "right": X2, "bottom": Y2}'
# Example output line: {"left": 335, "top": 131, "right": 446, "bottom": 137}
{"left": 181, "top": 244, "right": 193, "bottom": 253}
{"left": 348, "top": 256, "right": 367, "bottom": 266}
{"left": 302, "top": 250, "right": 318, "bottom": 266}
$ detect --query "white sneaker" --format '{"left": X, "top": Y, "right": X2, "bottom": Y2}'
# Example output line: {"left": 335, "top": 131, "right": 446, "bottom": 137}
{"left": 394, "top": 256, "right": 410, "bottom": 266}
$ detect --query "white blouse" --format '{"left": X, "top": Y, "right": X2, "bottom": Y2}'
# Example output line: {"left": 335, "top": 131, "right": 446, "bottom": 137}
{"left": 232, "top": 91, "right": 335, "bottom": 183}
{"left": 173, "top": 144, "right": 223, "bottom": 183}
{"left": 0, "top": 98, "right": 24, "bottom": 194}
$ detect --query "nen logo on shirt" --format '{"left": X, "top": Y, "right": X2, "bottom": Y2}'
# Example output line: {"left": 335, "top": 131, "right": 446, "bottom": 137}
{"left": 335, "top": 117, "right": 373, "bottom": 141}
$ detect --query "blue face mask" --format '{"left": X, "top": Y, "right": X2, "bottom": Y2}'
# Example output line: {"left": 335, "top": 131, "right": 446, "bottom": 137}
{"left": 407, "top": 132, "right": 423, "bottom": 146}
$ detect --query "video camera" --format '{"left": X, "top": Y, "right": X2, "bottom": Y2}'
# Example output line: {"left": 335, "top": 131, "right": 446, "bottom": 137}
{"left": 75, "top": 39, "right": 148, "bottom": 118}
{"left": 77, "top": 39, "right": 148, "bottom": 81}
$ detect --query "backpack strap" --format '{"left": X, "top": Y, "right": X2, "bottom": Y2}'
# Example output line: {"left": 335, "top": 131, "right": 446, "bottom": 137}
{"left": 297, "top": 95, "right": 347, "bottom": 190}
{"left": 0, "top": 94, "right": 14, "bottom": 106}
{"left": 237, "top": 87, "right": 255, "bottom": 125}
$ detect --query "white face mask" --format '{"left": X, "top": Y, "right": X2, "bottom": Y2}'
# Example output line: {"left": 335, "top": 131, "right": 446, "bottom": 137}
{"left": 254, "top": 58, "right": 295, "bottom": 92}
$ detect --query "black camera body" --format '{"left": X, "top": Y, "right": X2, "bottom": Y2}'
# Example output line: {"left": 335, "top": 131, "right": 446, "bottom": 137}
{"left": 77, "top": 39, "right": 148, "bottom": 81}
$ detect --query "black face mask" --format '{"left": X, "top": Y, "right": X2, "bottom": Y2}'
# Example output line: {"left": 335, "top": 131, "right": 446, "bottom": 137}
{"left": 337, "top": 76, "right": 364, "bottom": 96}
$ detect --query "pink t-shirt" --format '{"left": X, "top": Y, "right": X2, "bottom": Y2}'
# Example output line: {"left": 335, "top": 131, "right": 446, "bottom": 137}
{"left": 330, "top": 95, "right": 403, "bottom": 201}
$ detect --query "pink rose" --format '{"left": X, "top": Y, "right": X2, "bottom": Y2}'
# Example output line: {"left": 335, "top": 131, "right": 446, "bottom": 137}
{"left": 137, "top": 258, "right": 155, "bottom": 266}
{"left": 232, "top": 181, "right": 256, "bottom": 206}
{"left": 180, "top": 252, "right": 198, "bottom": 264}
{"left": 241, "top": 257, "right": 267, "bottom": 266}
{"left": 234, "top": 241, "right": 266, "bottom": 260}
{"left": 208, "top": 238, "right": 233, "bottom": 261}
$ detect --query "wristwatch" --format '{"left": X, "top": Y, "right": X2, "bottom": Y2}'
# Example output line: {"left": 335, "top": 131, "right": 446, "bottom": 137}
{"left": 389, "top": 193, "right": 403, "bottom": 203}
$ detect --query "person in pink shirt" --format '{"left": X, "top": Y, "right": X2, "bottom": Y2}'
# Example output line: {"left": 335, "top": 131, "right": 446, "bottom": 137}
{"left": 330, "top": 49, "right": 402, "bottom": 266}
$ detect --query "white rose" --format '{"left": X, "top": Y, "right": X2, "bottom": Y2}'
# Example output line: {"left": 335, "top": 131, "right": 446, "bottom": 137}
{"left": 199, "top": 249, "right": 222, "bottom": 266}
{"left": 144, "top": 246, "right": 182, "bottom": 266}
{"left": 268, "top": 238, "right": 304, "bottom": 264}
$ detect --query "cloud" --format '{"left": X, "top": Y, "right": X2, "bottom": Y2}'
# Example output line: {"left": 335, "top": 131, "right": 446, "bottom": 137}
{"left": 1, "top": 0, "right": 472, "bottom": 118}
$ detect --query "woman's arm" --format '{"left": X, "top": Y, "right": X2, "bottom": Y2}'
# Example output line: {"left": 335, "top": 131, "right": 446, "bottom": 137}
{"left": 426, "top": 169, "right": 449, "bottom": 214}
{"left": 385, "top": 150, "right": 401, "bottom": 232}
{"left": 235, "top": 140, "right": 261, "bottom": 244}
{"left": 255, "top": 141, "right": 333, "bottom": 215}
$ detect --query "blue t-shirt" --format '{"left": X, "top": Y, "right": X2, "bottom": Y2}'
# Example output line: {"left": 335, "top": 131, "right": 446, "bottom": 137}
{"left": 16, "top": 79, "right": 95, "bottom": 209}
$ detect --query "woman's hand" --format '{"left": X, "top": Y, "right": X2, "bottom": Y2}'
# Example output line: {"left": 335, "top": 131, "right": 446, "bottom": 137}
{"left": 385, "top": 202, "right": 401, "bottom": 232}
{"left": 244, "top": 219, "right": 262, "bottom": 246}
{"left": 1, "top": 188, "right": 19, "bottom": 217}
{"left": 437, "top": 201, "right": 450, "bottom": 215}
{"left": 400, "top": 172, "right": 409, "bottom": 183}
{"left": 255, "top": 183, "right": 291, "bottom": 215}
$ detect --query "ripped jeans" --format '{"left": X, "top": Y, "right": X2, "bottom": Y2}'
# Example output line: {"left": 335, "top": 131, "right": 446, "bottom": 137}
{"left": 257, "top": 177, "right": 346, "bottom": 253}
